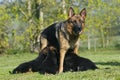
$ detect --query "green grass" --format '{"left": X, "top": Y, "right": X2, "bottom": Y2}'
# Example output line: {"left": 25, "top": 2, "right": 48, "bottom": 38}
{"left": 0, "top": 49, "right": 120, "bottom": 80}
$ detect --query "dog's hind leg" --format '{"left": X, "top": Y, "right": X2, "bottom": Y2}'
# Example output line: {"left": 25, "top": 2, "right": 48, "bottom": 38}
{"left": 39, "top": 35, "right": 48, "bottom": 52}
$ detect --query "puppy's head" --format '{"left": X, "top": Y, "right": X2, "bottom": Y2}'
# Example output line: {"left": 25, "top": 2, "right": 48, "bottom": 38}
{"left": 40, "top": 46, "right": 58, "bottom": 55}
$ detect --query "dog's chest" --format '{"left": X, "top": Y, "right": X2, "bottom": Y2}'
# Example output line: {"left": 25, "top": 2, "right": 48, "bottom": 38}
{"left": 69, "top": 36, "right": 79, "bottom": 48}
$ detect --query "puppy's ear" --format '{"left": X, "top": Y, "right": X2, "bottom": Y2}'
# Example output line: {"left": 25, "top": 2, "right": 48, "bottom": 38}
{"left": 68, "top": 7, "right": 75, "bottom": 18}
{"left": 80, "top": 8, "right": 86, "bottom": 20}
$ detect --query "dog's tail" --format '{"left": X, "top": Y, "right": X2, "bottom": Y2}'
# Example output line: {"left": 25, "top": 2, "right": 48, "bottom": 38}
{"left": 9, "top": 71, "right": 13, "bottom": 74}
{"left": 9, "top": 69, "right": 18, "bottom": 74}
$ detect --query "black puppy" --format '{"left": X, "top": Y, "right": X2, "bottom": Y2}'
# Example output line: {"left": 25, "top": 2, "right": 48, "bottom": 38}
{"left": 10, "top": 47, "right": 59, "bottom": 74}
{"left": 38, "top": 47, "right": 59, "bottom": 74}
{"left": 64, "top": 49, "right": 98, "bottom": 72}
{"left": 10, "top": 47, "right": 98, "bottom": 74}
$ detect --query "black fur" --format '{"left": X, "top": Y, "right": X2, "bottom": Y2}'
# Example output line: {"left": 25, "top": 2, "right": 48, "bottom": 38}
{"left": 64, "top": 49, "right": 98, "bottom": 72}
{"left": 40, "top": 23, "right": 61, "bottom": 50}
{"left": 38, "top": 47, "right": 59, "bottom": 74}
{"left": 10, "top": 47, "right": 59, "bottom": 74}
{"left": 10, "top": 47, "right": 98, "bottom": 74}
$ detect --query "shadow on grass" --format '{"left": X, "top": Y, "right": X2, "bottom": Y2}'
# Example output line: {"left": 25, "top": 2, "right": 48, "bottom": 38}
{"left": 95, "top": 61, "right": 120, "bottom": 66}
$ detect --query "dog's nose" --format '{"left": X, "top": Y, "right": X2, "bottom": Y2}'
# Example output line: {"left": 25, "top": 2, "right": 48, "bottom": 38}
{"left": 76, "top": 26, "right": 82, "bottom": 32}
{"left": 78, "top": 26, "right": 82, "bottom": 31}
{"left": 73, "top": 26, "right": 82, "bottom": 34}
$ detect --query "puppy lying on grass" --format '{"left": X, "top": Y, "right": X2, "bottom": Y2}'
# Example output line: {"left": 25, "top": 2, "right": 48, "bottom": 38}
{"left": 10, "top": 47, "right": 98, "bottom": 74}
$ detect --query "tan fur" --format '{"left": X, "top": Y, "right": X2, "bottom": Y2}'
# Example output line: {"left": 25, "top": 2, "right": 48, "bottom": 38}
{"left": 40, "top": 35, "right": 48, "bottom": 51}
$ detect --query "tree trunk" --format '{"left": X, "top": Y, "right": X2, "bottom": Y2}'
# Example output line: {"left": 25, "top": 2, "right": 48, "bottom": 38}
{"left": 28, "top": 0, "right": 31, "bottom": 17}
{"left": 35, "top": 0, "right": 44, "bottom": 29}
{"left": 62, "top": 0, "right": 67, "bottom": 19}
{"left": 35, "top": 0, "right": 40, "bottom": 20}
{"left": 106, "top": 35, "right": 109, "bottom": 47}
{"left": 94, "top": 37, "right": 97, "bottom": 52}
{"left": 31, "top": 0, "right": 44, "bottom": 53}
{"left": 40, "top": 10, "right": 44, "bottom": 29}
{"left": 87, "top": 35, "right": 91, "bottom": 50}
{"left": 62, "top": 0, "right": 66, "bottom": 15}
{"left": 100, "top": 27, "right": 105, "bottom": 48}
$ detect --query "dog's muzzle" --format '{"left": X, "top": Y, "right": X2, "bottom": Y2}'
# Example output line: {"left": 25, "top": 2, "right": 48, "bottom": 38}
{"left": 73, "top": 25, "right": 82, "bottom": 35}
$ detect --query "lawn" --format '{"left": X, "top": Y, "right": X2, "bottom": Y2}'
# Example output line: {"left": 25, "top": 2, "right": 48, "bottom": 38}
{"left": 0, "top": 49, "right": 120, "bottom": 80}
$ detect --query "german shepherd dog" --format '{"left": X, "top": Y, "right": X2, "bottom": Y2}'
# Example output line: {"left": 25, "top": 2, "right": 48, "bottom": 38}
{"left": 39, "top": 7, "right": 86, "bottom": 73}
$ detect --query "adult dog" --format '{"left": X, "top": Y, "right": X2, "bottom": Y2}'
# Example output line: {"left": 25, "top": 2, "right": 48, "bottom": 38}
{"left": 39, "top": 7, "right": 86, "bottom": 73}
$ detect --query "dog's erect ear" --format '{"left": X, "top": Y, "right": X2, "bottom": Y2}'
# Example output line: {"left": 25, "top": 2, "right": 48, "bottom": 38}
{"left": 80, "top": 8, "right": 86, "bottom": 20}
{"left": 68, "top": 7, "right": 75, "bottom": 18}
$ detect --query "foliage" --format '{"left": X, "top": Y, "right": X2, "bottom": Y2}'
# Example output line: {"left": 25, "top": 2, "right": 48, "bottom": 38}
{"left": 0, "top": 0, "right": 120, "bottom": 54}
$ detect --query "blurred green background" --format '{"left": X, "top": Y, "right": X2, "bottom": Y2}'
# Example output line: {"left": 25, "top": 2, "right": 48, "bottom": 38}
{"left": 0, "top": 0, "right": 120, "bottom": 54}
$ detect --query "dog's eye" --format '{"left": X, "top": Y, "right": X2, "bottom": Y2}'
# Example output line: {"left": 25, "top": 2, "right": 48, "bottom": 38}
{"left": 73, "top": 20, "right": 77, "bottom": 23}
{"left": 68, "top": 20, "right": 77, "bottom": 24}
{"left": 70, "top": 20, "right": 77, "bottom": 24}
{"left": 79, "top": 19, "right": 85, "bottom": 23}
{"left": 81, "top": 20, "right": 85, "bottom": 23}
